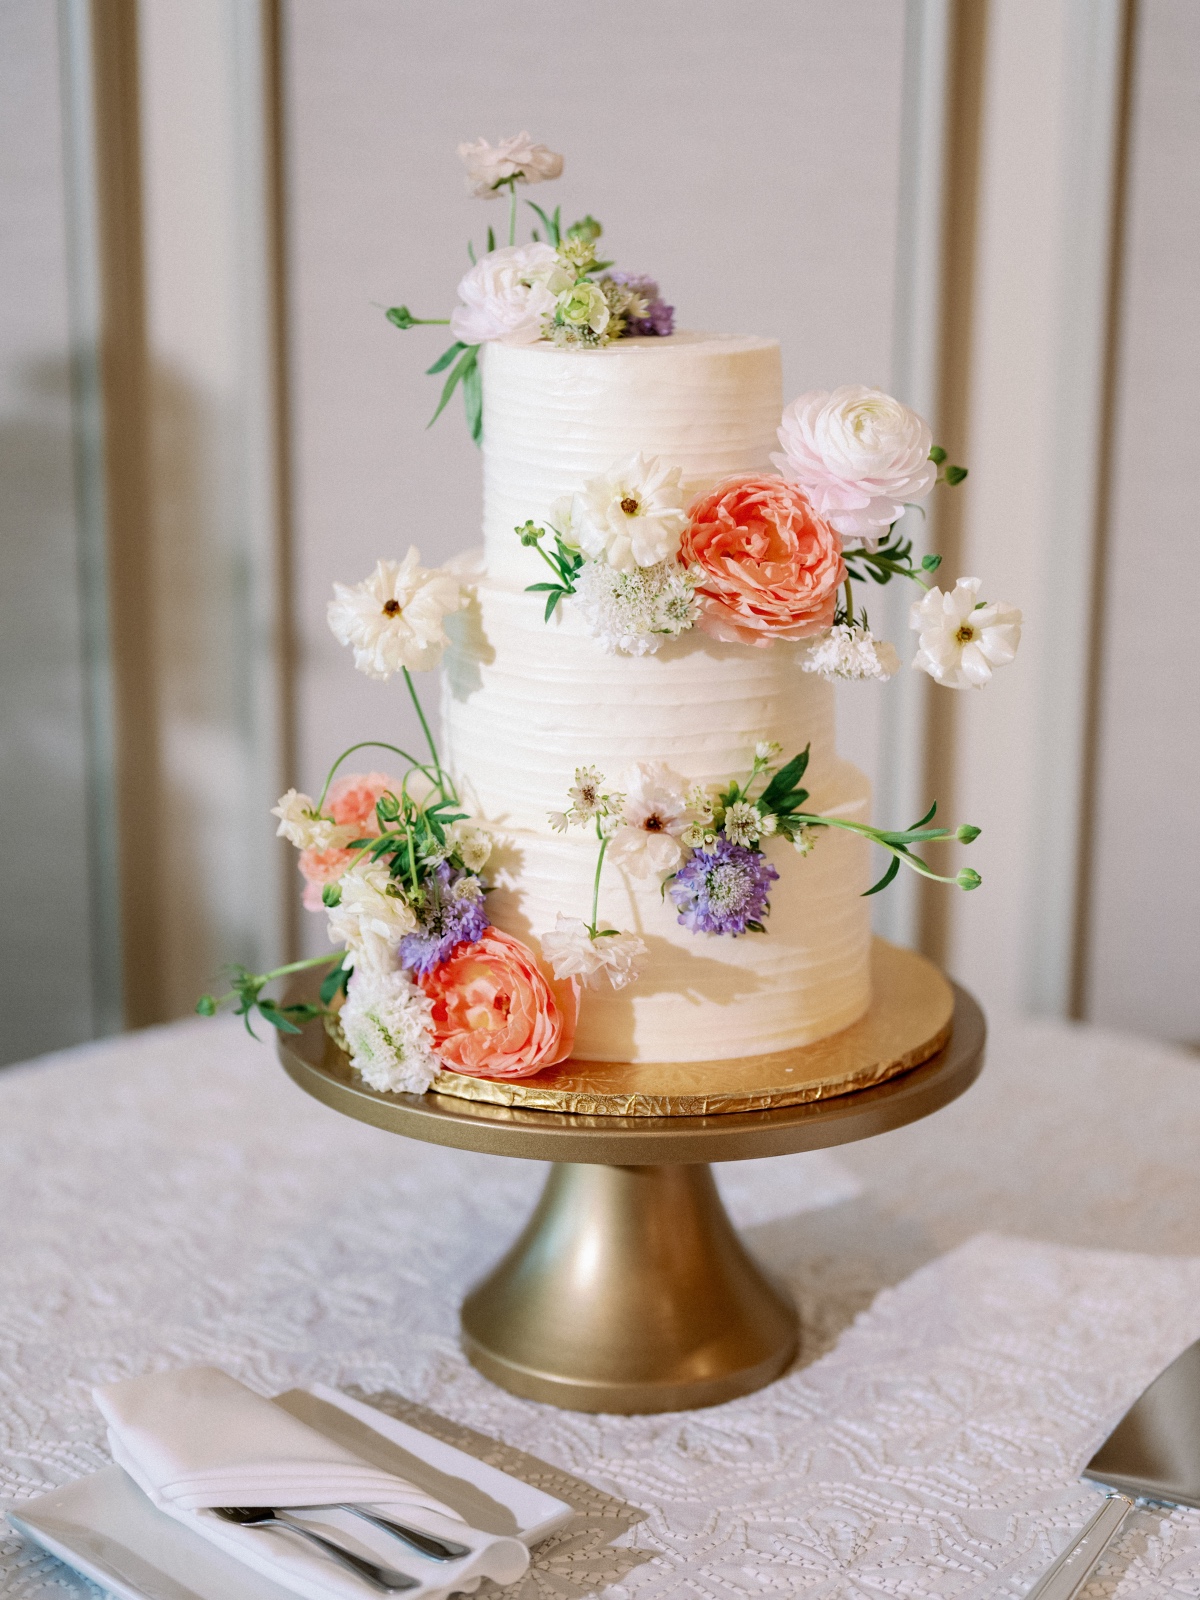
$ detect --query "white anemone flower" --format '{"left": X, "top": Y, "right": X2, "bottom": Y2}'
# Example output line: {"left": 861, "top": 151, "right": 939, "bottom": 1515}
{"left": 270, "top": 789, "right": 351, "bottom": 851}
{"left": 340, "top": 967, "right": 440, "bottom": 1094}
{"left": 327, "top": 550, "right": 463, "bottom": 680}
{"left": 607, "top": 761, "right": 694, "bottom": 879}
{"left": 802, "top": 624, "right": 901, "bottom": 681}
{"left": 457, "top": 133, "right": 563, "bottom": 198}
{"left": 574, "top": 454, "right": 689, "bottom": 572}
{"left": 541, "top": 915, "right": 648, "bottom": 992}
{"left": 910, "top": 578, "right": 1022, "bottom": 689}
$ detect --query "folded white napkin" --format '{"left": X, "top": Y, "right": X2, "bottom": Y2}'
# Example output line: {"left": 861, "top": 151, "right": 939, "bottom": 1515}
{"left": 94, "top": 1366, "right": 530, "bottom": 1600}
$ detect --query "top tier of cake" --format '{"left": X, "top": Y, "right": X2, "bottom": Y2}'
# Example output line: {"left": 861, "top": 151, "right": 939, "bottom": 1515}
{"left": 481, "top": 332, "right": 782, "bottom": 585}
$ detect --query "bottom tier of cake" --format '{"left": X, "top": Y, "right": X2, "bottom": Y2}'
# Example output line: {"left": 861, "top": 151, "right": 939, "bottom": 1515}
{"left": 472, "top": 759, "right": 873, "bottom": 1064}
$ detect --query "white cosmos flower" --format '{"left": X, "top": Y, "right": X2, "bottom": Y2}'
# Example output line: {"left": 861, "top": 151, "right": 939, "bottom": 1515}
{"left": 541, "top": 915, "right": 648, "bottom": 991}
{"left": 270, "top": 789, "right": 352, "bottom": 851}
{"left": 910, "top": 578, "right": 1022, "bottom": 690}
{"left": 607, "top": 760, "right": 693, "bottom": 879}
{"left": 574, "top": 454, "right": 689, "bottom": 572}
{"left": 340, "top": 966, "right": 440, "bottom": 1094}
{"left": 450, "top": 242, "right": 561, "bottom": 346}
{"left": 457, "top": 133, "right": 563, "bottom": 198}
{"left": 326, "top": 859, "right": 417, "bottom": 971}
{"left": 327, "top": 550, "right": 463, "bottom": 680}
{"left": 802, "top": 624, "right": 901, "bottom": 681}
{"left": 772, "top": 386, "right": 936, "bottom": 545}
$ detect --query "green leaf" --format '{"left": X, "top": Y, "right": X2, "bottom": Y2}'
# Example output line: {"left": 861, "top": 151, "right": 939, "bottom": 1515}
{"left": 320, "top": 957, "right": 351, "bottom": 1006}
{"left": 745, "top": 920, "right": 767, "bottom": 934}
{"left": 920, "top": 552, "right": 943, "bottom": 571}
{"left": 944, "top": 464, "right": 968, "bottom": 485}
{"left": 525, "top": 581, "right": 565, "bottom": 593}
{"left": 461, "top": 347, "right": 483, "bottom": 443}
{"left": 929, "top": 444, "right": 948, "bottom": 465}
{"left": 761, "top": 746, "right": 810, "bottom": 807}
{"left": 526, "top": 200, "right": 560, "bottom": 246}
{"left": 862, "top": 855, "right": 902, "bottom": 897}
{"left": 486, "top": 225, "right": 495, "bottom": 253}
{"left": 544, "top": 589, "right": 564, "bottom": 622}
{"left": 426, "top": 341, "right": 465, "bottom": 376}
{"left": 466, "top": 239, "right": 475, "bottom": 264}
{"left": 427, "top": 345, "right": 476, "bottom": 428}
{"left": 910, "top": 800, "right": 938, "bottom": 829}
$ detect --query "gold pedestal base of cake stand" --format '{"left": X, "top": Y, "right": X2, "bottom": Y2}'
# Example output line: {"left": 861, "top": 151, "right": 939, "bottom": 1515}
{"left": 278, "top": 943, "right": 985, "bottom": 1414}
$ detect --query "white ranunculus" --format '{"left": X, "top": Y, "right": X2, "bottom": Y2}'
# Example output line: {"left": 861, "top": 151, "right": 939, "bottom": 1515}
{"left": 574, "top": 454, "right": 690, "bottom": 572}
{"left": 801, "top": 624, "right": 901, "bottom": 682}
{"left": 457, "top": 133, "right": 564, "bottom": 198}
{"left": 607, "top": 760, "right": 694, "bottom": 879}
{"left": 270, "top": 789, "right": 352, "bottom": 852}
{"left": 910, "top": 578, "right": 1022, "bottom": 689}
{"left": 772, "top": 386, "right": 936, "bottom": 545}
{"left": 326, "top": 859, "right": 417, "bottom": 971}
{"left": 449, "top": 242, "right": 560, "bottom": 346}
{"left": 340, "top": 966, "right": 440, "bottom": 1094}
{"left": 541, "top": 915, "right": 648, "bottom": 992}
{"left": 327, "top": 549, "right": 463, "bottom": 679}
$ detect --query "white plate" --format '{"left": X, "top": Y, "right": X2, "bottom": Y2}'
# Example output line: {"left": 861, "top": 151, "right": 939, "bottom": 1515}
{"left": 7, "top": 1385, "right": 573, "bottom": 1600}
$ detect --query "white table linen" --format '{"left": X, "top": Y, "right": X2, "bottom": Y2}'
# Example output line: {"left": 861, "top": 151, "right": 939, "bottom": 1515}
{"left": 3, "top": 1011, "right": 1200, "bottom": 1597}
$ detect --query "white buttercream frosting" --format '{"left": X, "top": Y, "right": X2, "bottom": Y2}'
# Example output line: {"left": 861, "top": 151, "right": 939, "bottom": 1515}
{"left": 440, "top": 332, "right": 873, "bottom": 1063}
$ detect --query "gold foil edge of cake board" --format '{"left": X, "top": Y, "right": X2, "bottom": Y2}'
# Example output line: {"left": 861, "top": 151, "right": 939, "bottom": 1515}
{"left": 424, "top": 940, "right": 954, "bottom": 1118}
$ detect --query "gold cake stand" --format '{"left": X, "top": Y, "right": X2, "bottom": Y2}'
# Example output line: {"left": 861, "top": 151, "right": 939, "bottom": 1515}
{"left": 278, "top": 941, "right": 984, "bottom": 1414}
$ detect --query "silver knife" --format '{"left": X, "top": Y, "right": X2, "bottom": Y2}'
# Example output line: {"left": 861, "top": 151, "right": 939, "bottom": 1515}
{"left": 1025, "top": 1336, "right": 1200, "bottom": 1599}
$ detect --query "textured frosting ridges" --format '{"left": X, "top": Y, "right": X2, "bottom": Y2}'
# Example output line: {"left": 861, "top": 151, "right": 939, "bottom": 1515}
{"left": 481, "top": 333, "right": 783, "bottom": 586}
{"left": 441, "top": 333, "right": 874, "bottom": 1063}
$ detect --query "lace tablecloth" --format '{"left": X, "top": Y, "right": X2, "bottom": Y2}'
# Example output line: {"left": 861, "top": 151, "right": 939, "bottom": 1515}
{"left": 3, "top": 1012, "right": 1200, "bottom": 1597}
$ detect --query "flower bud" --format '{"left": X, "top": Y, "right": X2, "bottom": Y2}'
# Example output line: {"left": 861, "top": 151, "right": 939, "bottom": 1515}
{"left": 322, "top": 882, "right": 343, "bottom": 908}
{"left": 956, "top": 824, "right": 981, "bottom": 844}
{"left": 516, "top": 520, "right": 544, "bottom": 547}
{"left": 956, "top": 867, "right": 982, "bottom": 890}
{"left": 195, "top": 994, "right": 217, "bottom": 1016}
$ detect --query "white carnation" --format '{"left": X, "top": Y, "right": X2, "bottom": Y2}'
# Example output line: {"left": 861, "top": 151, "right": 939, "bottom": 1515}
{"left": 607, "top": 761, "right": 693, "bottom": 879}
{"left": 910, "top": 578, "right": 1022, "bottom": 690}
{"left": 541, "top": 915, "right": 647, "bottom": 992}
{"left": 457, "top": 133, "right": 563, "bottom": 198}
{"left": 271, "top": 789, "right": 351, "bottom": 851}
{"left": 340, "top": 967, "right": 440, "bottom": 1094}
{"left": 802, "top": 624, "right": 901, "bottom": 681}
{"left": 327, "top": 550, "right": 463, "bottom": 679}
{"left": 574, "top": 454, "right": 689, "bottom": 572}
{"left": 573, "top": 559, "right": 699, "bottom": 654}
{"left": 450, "top": 242, "right": 560, "bottom": 346}
{"left": 772, "top": 386, "right": 936, "bottom": 545}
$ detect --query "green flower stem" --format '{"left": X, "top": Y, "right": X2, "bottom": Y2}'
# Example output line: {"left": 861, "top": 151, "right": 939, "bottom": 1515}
{"left": 796, "top": 814, "right": 966, "bottom": 887}
{"left": 588, "top": 829, "right": 610, "bottom": 937}
{"left": 402, "top": 667, "right": 449, "bottom": 799}
{"left": 852, "top": 552, "right": 932, "bottom": 590}
{"left": 204, "top": 951, "right": 336, "bottom": 1009}
{"left": 843, "top": 576, "right": 855, "bottom": 627}
{"left": 315, "top": 740, "right": 440, "bottom": 812}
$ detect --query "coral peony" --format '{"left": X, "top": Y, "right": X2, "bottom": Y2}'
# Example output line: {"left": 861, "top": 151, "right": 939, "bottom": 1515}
{"left": 680, "top": 476, "right": 846, "bottom": 646}
{"left": 298, "top": 772, "right": 398, "bottom": 908}
{"left": 418, "top": 928, "right": 577, "bottom": 1079}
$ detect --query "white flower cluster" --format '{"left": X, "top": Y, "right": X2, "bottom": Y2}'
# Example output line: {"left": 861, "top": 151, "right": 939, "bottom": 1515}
{"left": 339, "top": 967, "right": 440, "bottom": 1094}
{"left": 802, "top": 625, "right": 901, "bottom": 682}
{"left": 327, "top": 549, "right": 463, "bottom": 679}
{"left": 541, "top": 915, "right": 647, "bottom": 992}
{"left": 573, "top": 559, "right": 700, "bottom": 655}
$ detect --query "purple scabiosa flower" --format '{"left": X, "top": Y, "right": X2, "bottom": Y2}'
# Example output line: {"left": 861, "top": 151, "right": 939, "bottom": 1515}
{"left": 398, "top": 862, "right": 489, "bottom": 975}
{"left": 608, "top": 271, "right": 675, "bottom": 337}
{"left": 668, "top": 837, "right": 778, "bottom": 936}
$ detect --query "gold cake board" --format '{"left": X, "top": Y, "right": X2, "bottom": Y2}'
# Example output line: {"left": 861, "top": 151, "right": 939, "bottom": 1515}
{"left": 429, "top": 938, "right": 952, "bottom": 1117}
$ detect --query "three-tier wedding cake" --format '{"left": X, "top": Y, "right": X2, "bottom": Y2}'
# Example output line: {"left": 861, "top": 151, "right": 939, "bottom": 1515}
{"left": 443, "top": 335, "right": 872, "bottom": 1063}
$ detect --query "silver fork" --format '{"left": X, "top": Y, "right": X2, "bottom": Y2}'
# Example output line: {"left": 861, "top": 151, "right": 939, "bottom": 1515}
{"left": 333, "top": 1504, "right": 470, "bottom": 1562}
{"left": 213, "top": 1506, "right": 417, "bottom": 1591}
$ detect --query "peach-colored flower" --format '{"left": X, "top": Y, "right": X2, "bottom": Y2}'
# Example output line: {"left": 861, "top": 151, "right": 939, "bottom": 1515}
{"left": 298, "top": 772, "right": 399, "bottom": 910}
{"left": 680, "top": 476, "right": 846, "bottom": 646}
{"left": 417, "top": 928, "right": 578, "bottom": 1079}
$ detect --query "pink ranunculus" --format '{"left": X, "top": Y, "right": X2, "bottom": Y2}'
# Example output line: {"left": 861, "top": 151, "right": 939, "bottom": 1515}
{"left": 297, "top": 771, "right": 400, "bottom": 910}
{"left": 680, "top": 476, "right": 846, "bottom": 646}
{"left": 417, "top": 928, "right": 578, "bottom": 1080}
